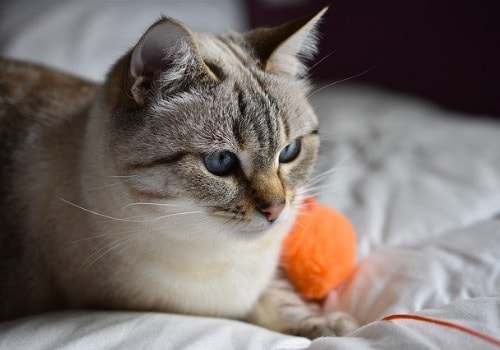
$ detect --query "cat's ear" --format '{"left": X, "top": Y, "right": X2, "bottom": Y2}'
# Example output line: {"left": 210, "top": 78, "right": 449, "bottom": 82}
{"left": 126, "top": 17, "right": 215, "bottom": 105}
{"left": 246, "top": 7, "right": 327, "bottom": 77}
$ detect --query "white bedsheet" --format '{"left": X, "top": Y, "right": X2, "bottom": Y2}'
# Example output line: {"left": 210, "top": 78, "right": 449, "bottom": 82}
{"left": 1, "top": 1, "right": 499, "bottom": 349}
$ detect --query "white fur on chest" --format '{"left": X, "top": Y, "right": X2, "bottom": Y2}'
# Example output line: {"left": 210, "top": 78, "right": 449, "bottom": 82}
{"left": 124, "top": 218, "right": 291, "bottom": 318}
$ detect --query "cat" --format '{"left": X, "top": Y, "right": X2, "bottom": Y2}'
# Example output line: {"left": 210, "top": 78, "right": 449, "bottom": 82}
{"left": 0, "top": 8, "right": 358, "bottom": 338}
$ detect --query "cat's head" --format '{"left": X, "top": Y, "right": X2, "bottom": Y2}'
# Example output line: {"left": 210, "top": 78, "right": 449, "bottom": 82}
{"left": 98, "top": 9, "right": 326, "bottom": 238}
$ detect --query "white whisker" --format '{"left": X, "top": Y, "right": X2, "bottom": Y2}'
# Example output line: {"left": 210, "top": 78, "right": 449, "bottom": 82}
{"left": 121, "top": 202, "right": 186, "bottom": 210}
{"left": 80, "top": 234, "right": 136, "bottom": 271}
{"left": 66, "top": 230, "right": 135, "bottom": 244}
{"left": 308, "top": 166, "right": 348, "bottom": 185}
{"left": 303, "top": 49, "right": 337, "bottom": 76}
{"left": 82, "top": 181, "right": 123, "bottom": 192}
{"left": 59, "top": 197, "right": 204, "bottom": 224}
{"left": 300, "top": 189, "right": 342, "bottom": 199}
{"left": 58, "top": 197, "right": 136, "bottom": 222}
{"left": 151, "top": 210, "right": 205, "bottom": 221}
{"left": 106, "top": 174, "right": 138, "bottom": 178}
{"left": 308, "top": 68, "right": 373, "bottom": 97}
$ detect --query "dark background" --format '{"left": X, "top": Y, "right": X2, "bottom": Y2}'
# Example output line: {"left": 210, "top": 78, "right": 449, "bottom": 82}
{"left": 246, "top": 0, "right": 500, "bottom": 117}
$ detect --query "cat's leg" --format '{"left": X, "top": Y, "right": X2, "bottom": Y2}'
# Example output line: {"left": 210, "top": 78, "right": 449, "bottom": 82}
{"left": 247, "top": 270, "right": 358, "bottom": 339}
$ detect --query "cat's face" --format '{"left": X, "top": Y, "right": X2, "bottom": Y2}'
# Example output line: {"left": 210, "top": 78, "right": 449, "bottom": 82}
{"left": 100, "top": 11, "right": 324, "bottom": 237}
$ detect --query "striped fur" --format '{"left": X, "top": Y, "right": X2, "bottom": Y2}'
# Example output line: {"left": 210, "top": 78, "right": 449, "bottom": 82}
{"left": 0, "top": 8, "right": 357, "bottom": 338}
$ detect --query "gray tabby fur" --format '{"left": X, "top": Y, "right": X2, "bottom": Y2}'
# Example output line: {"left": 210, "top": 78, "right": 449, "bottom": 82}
{"left": 0, "top": 8, "right": 357, "bottom": 338}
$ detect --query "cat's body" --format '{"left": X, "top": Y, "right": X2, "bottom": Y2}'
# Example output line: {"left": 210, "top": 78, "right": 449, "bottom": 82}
{"left": 0, "top": 60, "right": 97, "bottom": 316}
{"left": 0, "top": 9, "right": 357, "bottom": 338}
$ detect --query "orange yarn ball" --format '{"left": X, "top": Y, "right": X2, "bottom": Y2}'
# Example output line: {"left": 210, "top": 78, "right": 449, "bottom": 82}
{"left": 281, "top": 197, "right": 357, "bottom": 300}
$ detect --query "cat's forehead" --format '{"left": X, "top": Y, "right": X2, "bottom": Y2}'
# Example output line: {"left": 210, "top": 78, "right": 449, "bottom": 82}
{"left": 197, "top": 32, "right": 256, "bottom": 78}
{"left": 153, "top": 78, "right": 314, "bottom": 146}
{"left": 145, "top": 32, "right": 317, "bottom": 159}
{"left": 194, "top": 32, "right": 317, "bottom": 131}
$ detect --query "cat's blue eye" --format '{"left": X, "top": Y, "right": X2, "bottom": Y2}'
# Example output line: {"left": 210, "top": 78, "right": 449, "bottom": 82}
{"left": 204, "top": 151, "right": 239, "bottom": 176}
{"left": 279, "top": 139, "right": 301, "bottom": 163}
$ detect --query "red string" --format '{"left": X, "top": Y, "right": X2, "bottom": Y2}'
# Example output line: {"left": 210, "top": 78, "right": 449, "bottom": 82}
{"left": 383, "top": 313, "right": 500, "bottom": 347}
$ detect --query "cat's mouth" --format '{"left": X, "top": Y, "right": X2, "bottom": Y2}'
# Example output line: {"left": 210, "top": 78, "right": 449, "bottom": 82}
{"left": 210, "top": 205, "right": 292, "bottom": 233}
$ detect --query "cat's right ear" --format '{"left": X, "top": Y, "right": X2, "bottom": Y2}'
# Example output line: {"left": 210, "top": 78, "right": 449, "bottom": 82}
{"left": 126, "top": 18, "right": 209, "bottom": 105}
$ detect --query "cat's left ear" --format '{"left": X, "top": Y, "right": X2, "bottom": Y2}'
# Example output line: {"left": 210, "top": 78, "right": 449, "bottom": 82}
{"left": 246, "top": 7, "right": 327, "bottom": 77}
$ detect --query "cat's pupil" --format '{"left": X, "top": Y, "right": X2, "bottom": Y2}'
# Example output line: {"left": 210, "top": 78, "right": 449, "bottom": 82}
{"left": 204, "top": 151, "right": 239, "bottom": 176}
{"left": 279, "top": 139, "right": 301, "bottom": 163}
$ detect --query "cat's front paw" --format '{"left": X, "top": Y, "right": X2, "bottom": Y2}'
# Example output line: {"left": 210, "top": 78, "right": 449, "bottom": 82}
{"left": 294, "top": 311, "right": 359, "bottom": 339}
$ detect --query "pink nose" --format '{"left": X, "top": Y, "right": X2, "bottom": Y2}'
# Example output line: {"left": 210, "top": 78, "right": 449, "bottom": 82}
{"left": 257, "top": 202, "right": 285, "bottom": 222}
